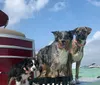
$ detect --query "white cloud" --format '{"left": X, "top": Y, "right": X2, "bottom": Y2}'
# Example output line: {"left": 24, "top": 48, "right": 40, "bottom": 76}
{"left": 93, "top": 31, "right": 100, "bottom": 39}
{"left": 81, "top": 31, "right": 100, "bottom": 66}
{"left": 50, "top": 1, "right": 66, "bottom": 12}
{"left": 34, "top": 0, "right": 49, "bottom": 11}
{"left": 87, "top": 0, "right": 100, "bottom": 6}
{"left": 2, "top": 0, "right": 49, "bottom": 26}
{"left": 86, "top": 31, "right": 100, "bottom": 44}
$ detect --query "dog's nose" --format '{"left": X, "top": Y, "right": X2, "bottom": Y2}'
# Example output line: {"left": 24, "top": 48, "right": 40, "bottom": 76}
{"left": 62, "top": 40, "right": 66, "bottom": 44}
{"left": 80, "top": 34, "right": 86, "bottom": 40}
{"left": 33, "top": 68, "right": 36, "bottom": 71}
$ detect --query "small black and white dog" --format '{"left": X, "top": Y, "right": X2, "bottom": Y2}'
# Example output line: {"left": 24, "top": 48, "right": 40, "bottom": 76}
{"left": 8, "top": 58, "right": 37, "bottom": 85}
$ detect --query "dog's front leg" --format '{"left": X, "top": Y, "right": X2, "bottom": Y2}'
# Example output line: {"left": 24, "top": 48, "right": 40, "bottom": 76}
{"left": 68, "top": 62, "right": 76, "bottom": 85}
{"left": 16, "top": 81, "right": 21, "bottom": 85}
{"left": 25, "top": 79, "right": 30, "bottom": 85}
{"left": 67, "top": 54, "right": 76, "bottom": 85}
{"left": 75, "top": 61, "right": 81, "bottom": 84}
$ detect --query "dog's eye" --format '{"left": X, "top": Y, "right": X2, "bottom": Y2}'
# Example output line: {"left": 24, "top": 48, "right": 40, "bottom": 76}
{"left": 64, "top": 35, "right": 69, "bottom": 39}
{"left": 30, "top": 63, "right": 33, "bottom": 66}
{"left": 76, "top": 31, "right": 79, "bottom": 34}
{"left": 59, "top": 36, "right": 62, "bottom": 39}
{"left": 83, "top": 30, "right": 86, "bottom": 33}
{"left": 58, "top": 35, "right": 62, "bottom": 39}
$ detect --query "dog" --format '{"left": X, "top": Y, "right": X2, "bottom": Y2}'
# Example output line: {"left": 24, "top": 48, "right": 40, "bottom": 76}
{"left": 37, "top": 31, "right": 74, "bottom": 78}
{"left": 8, "top": 58, "right": 37, "bottom": 85}
{"left": 67, "top": 27, "right": 92, "bottom": 84}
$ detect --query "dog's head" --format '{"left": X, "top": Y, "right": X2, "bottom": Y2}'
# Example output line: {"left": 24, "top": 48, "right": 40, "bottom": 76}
{"left": 23, "top": 58, "right": 37, "bottom": 72}
{"left": 74, "top": 27, "right": 92, "bottom": 41}
{"left": 52, "top": 31, "right": 74, "bottom": 48}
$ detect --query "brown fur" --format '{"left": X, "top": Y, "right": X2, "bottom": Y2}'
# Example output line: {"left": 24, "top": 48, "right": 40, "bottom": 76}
{"left": 67, "top": 27, "right": 92, "bottom": 84}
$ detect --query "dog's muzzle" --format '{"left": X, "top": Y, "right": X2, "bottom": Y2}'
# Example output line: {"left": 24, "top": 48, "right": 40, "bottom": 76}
{"left": 62, "top": 40, "right": 66, "bottom": 44}
{"left": 77, "top": 34, "right": 87, "bottom": 40}
{"left": 31, "top": 66, "right": 36, "bottom": 72}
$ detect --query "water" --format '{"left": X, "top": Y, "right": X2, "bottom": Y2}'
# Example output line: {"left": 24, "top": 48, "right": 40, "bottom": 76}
{"left": 72, "top": 67, "right": 100, "bottom": 85}
{"left": 73, "top": 67, "right": 100, "bottom": 78}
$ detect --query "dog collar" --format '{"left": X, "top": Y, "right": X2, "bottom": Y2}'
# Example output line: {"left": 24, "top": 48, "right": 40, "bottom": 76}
{"left": 57, "top": 42, "right": 70, "bottom": 51}
{"left": 74, "top": 39, "right": 86, "bottom": 47}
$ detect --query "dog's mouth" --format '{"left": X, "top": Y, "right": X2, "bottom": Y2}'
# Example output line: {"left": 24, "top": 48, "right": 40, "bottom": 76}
{"left": 81, "top": 36, "right": 86, "bottom": 40}
{"left": 76, "top": 34, "right": 87, "bottom": 41}
{"left": 61, "top": 40, "right": 66, "bottom": 46}
{"left": 58, "top": 40, "right": 70, "bottom": 49}
{"left": 76, "top": 38, "right": 86, "bottom": 46}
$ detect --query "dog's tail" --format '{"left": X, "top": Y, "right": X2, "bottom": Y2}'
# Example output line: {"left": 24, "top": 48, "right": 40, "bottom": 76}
{"left": 8, "top": 77, "right": 15, "bottom": 85}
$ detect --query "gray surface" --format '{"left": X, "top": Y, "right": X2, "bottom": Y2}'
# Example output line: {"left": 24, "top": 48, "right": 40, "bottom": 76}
{"left": 79, "top": 78, "right": 100, "bottom": 85}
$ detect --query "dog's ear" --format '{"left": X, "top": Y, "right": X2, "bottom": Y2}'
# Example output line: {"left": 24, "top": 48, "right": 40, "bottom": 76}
{"left": 52, "top": 31, "right": 59, "bottom": 36}
{"left": 22, "top": 58, "right": 29, "bottom": 69}
{"left": 74, "top": 27, "right": 80, "bottom": 31}
{"left": 71, "top": 28, "right": 78, "bottom": 35}
{"left": 67, "top": 30, "right": 74, "bottom": 40}
{"left": 68, "top": 30, "right": 75, "bottom": 35}
{"left": 74, "top": 27, "right": 83, "bottom": 35}
{"left": 52, "top": 31, "right": 60, "bottom": 41}
{"left": 85, "top": 27, "right": 92, "bottom": 35}
{"left": 31, "top": 57, "right": 40, "bottom": 68}
{"left": 24, "top": 58, "right": 30, "bottom": 62}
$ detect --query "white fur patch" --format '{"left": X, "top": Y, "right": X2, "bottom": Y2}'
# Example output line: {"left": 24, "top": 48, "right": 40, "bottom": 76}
{"left": 58, "top": 49, "right": 68, "bottom": 65}
{"left": 73, "top": 51, "right": 83, "bottom": 62}
{"left": 21, "top": 74, "right": 30, "bottom": 80}
{"left": 30, "top": 60, "right": 36, "bottom": 71}
{"left": 73, "top": 40, "right": 85, "bottom": 62}
{"left": 75, "top": 78, "right": 80, "bottom": 84}
{"left": 25, "top": 79, "right": 30, "bottom": 85}
{"left": 19, "top": 74, "right": 30, "bottom": 85}
{"left": 52, "top": 49, "right": 68, "bottom": 70}
{"left": 81, "top": 40, "right": 85, "bottom": 45}
{"left": 16, "top": 81, "right": 21, "bottom": 85}
{"left": 70, "top": 80, "right": 76, "bottom": 85}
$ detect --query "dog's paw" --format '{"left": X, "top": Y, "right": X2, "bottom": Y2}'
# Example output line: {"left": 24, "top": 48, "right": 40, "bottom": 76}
{"left": 75, "top": 79, "right": 80, "bottom": 84}
{"left": 70, "top": 80, "right": 76, "bottom": 85}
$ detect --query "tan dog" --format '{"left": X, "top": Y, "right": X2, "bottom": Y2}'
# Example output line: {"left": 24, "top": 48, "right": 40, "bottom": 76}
{"left": 68, "top": 27, "right": 92, "bottom": 84}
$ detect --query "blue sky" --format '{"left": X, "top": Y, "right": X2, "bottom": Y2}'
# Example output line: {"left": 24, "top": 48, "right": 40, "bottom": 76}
{"left": 0, "top": 0, "right": 100, "bottom": 65}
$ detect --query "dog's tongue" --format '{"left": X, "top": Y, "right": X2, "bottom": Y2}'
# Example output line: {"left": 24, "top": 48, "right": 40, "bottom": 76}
{"left": 62, "top": 44, "right": 66, "bottom": 48}
{"left": 59, "top": 43, "right": 67, "bottom": 49}
{"left": 23, "top": 67, "right": 31, "bottom": 74}
{"left": 58, "top": 41, "right": 70, "bottom": 50}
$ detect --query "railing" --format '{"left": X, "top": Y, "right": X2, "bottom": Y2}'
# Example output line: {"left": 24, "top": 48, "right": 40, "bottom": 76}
{"left": 29, "top": 76, "right": 72, "bottom": 85}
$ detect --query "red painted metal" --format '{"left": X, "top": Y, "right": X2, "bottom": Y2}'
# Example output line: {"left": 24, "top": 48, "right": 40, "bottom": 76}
{"left": 0, "top": 58, "right": 24, "bottom": 85}
{"left": 0, "top": 37, "right": 32, "bottom": 48}
{"left": 0, "top": 48, "right": 33, "bottom": 57}
{"left": 0, "top": 35, "right": 34, "bottom": 85}
{"left": 0, "top": 58, "right": 24, "bottom": 72}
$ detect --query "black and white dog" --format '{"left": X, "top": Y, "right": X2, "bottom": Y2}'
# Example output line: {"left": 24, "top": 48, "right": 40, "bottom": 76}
{"left": 37, "top": 31, "right": 74, "bottom": 78}
{"left": 8, "top": 58, "right": 37, "bottom": 85}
